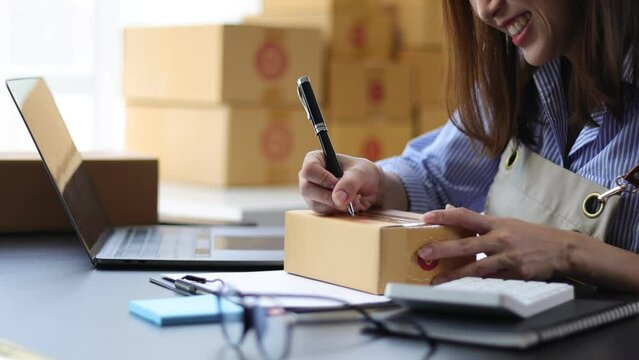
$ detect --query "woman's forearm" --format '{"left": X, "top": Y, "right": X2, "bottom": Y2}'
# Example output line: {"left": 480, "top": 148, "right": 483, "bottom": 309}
{"left": 377, "top": 168, "right": 409, "bottom": 211}
{"left": 567, "top": 234, "right": 639, "bottom": 292}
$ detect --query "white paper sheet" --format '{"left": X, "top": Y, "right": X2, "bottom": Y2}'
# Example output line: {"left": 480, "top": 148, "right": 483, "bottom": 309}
{"left": 162, "top": 270, "right": 390, "bottom": 309}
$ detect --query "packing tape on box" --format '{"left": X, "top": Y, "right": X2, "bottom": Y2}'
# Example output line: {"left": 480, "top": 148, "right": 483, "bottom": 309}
{"left": 355, "top": 211, "right": 424, "bottom": 224}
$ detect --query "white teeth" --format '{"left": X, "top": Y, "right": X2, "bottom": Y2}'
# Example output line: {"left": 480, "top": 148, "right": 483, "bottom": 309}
{"left": 507, "top": 12, "right": 531, "bottom": 37}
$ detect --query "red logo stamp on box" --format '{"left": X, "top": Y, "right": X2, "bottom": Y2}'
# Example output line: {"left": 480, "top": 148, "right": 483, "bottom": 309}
{"left": 255, "top": 42, "right": 288, "bottom": 81}
{"left": 417, "top": 257, "right": 439, "bottom": 271}
{"left": 350, "top": 22, "right": 367, "bottom": 49}
{"left": 361, "top": 138, "right": 382, "bottom": 161}
{"left": 368, "top": 80, "right": 385, "bottom": 105}
{"left": 261, "top": 122, "right": 293, "bottom": 161}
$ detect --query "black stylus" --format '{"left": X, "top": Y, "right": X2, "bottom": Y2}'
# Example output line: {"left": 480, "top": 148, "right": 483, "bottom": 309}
{"left": 297, "top": 76, "right": 355, "bottom": 216}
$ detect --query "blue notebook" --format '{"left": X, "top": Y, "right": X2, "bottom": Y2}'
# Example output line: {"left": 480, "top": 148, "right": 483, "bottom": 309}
{"left": 129, "top": 295, "right": 240, "bottom": 326}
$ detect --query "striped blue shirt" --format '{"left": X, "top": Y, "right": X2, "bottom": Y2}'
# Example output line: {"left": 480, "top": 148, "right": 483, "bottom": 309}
{"left": 379, "top": 58, "right": 639, "bottom": 252}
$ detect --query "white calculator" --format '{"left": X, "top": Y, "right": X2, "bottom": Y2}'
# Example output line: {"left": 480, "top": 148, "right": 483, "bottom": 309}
{"left": 385, "top": 277, "right": 575, "bottom": 318}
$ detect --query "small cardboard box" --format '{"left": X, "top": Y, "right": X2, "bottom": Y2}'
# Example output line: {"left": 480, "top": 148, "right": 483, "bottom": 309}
{"left": 385, "top": 0, "right": 444, "bottom": 49}
{"left": 243, "top": 14, "right": 332, "bottom": 40}
{"left": 0, "top": 152, "right": 158, "bottom": 232}
{"left": 329, "top": 61, "right": 411, "bottom": 120}
{"left": 401, "top": 49, "right": 446, "bottom": 109}
{"left": 123, "top": 24, "right": 323, "bottom": 108}
{"left": 330, "top": 121, "right": 412, "bottom": 162}
{"left": 262, "top": 0, "right": 334, "bottom": 15}
{"left": 259, "top": 0, "right": 393, "bottom": 61}
{"left": 126, "top": 105, "right": 316, "bottom": 186}
{"left": 285, "top": 209, "right": 475, "bottom": 294}
{"left": 332, "top": 5, "right": 393, "bottom": 61}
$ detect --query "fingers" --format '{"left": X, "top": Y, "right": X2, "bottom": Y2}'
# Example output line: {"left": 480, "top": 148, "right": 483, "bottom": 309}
{"left": 299, "top": 151, "right": 339, "bottom": 189}
{"left": 299, "top": 151, "right": 380, "bottom": 213}
{"left": 305, "top": 200, "right": 339, "bottom": 215}
{"left": 418, "top": 235, "right": 496, "bottom": 262}
{"left": 417, "top": 209, "right": 495, "bottom": 262}
{"left": 432, "top": 254, "right": 515, "bottom": 284}
{"left": 299, "top": 179, "right": 336, "bottom": 207}
{"left": 486, "top": 269, "right": 521, "bottom": 280}
{"left": 417, "top": 227, "right": 503, "bottom": 261}
{"left": 299, "top": 151, "right": 339, "bottom": 214}
{"left": 422, "top": 206, "right": 493, "bottom": 234}
{"left": 332, "top": 168, "right": 364, "bottom": 208}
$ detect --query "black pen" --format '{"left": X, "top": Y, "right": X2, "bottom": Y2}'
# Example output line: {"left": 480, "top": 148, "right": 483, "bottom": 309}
{"left": 297, "top": 76, "right": 355, "bottom": 216}
{"left": 149, "top": 276, "right": 224, "bottom": 296}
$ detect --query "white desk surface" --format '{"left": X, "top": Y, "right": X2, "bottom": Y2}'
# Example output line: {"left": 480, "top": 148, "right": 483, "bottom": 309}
{"left": 158, "top": 182, "right": 308, "bottom": 226}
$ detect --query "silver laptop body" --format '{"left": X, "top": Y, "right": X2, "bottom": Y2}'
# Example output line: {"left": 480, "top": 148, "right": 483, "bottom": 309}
{"left": 6, "top": 77, "right": 283, "bottom": 267}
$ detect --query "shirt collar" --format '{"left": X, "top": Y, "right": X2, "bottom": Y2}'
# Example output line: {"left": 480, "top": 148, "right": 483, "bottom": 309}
{"left": 622, "top": 50, "right": 635, "bottom": 85}
{"left": 533, "top": 52, "right": 636, "bottom": 117}
{"left": 534, "top": 52, "right": 635, "bottom": 89}
{"left": 532, "top": 59, "right": 569, "bottom": 163}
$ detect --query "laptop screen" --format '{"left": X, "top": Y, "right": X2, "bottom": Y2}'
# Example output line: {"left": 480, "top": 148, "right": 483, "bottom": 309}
{"left": 6, "top": 78, "right": 112, "bottom": 255}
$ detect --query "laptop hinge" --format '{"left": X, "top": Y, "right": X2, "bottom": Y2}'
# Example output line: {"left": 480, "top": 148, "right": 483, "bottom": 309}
{"left": 90, "top": 229, "right": 114, "bottom": 262}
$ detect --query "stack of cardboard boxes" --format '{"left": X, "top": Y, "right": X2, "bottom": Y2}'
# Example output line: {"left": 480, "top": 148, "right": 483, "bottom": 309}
{"left": 390, "top": 0, "right": 451, "bottom": 135}
{"left": 249, "top": 0, "right": 412, "bottom": 162}
{"left": 123, "top": 24, "right": 323, "bottom": 185}
{"left": 247, "top": 0, "right": 449, "bottom": 162}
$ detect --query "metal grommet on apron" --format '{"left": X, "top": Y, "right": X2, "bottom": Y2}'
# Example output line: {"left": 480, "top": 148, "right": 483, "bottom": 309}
{"left": 582, "top": 193, "right": 605, "bottom": 218}
{"left": 485, "top": 142, "right": 639, "bottom": 241}
{"left": 504, "top": 148, "right": 518, "bottom": 170}
{"left": 582, "top": 173, "right": 639, "bottom": 219}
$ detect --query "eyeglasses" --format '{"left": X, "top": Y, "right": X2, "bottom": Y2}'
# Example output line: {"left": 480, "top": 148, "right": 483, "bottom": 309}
{"left": 159, "top": 275, "right": 436, "bottom": 360}
{"left": 216, "top": 283, "right": 393, "bottom": 360}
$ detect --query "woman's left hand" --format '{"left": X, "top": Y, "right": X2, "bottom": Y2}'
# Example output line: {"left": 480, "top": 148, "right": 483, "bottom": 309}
{"left": 417, "top": 206, "right": 584, "bottom": 284}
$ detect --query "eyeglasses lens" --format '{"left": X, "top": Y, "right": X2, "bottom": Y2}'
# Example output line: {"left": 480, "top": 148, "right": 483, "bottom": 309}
{"left": 219, "top": 287, "right": 245, "bottom": 346}
{"left": 253, "top": 297, "right": 292, "bottom": 360}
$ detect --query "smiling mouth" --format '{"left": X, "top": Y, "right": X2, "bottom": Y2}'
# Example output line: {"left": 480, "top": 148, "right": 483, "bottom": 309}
{"left": 506, "top": 12, "right": 532, "bottom": 37}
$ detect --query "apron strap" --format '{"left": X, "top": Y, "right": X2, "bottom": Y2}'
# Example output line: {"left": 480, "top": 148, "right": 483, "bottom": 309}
{"left": 623, "top": 163, "right": 639, "bottom": 188}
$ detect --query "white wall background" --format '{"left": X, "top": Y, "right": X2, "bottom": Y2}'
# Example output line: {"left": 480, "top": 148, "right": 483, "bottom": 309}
{"left": 0, "top": 0, "right": 261, "bottom": 152}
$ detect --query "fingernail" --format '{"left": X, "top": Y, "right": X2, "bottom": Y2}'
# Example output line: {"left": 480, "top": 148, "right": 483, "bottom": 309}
{"left": 445, "top": 204, "right": 456, "bottom": 210}
{"left": 417, "top": 246, "right": 432, "bottom": 259}
{"left": 335, "top": 190, "right": 348, "bottom": 205}
{"left": 422, "top": 212, "right": 435, "bottom": 223}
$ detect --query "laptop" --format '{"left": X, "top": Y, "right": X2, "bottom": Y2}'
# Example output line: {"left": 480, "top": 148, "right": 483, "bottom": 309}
{"left": 5, "top": 77, "right": 284, "bottom": 267}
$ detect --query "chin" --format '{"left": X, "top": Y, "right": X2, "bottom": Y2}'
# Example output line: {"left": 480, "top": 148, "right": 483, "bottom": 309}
{"left": 521, "top": 48, "right": 552, "bottom": 67}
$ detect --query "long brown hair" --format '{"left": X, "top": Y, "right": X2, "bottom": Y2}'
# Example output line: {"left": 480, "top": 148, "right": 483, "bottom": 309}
{"left": 442, "top": 1, "right": 639, "bottom": 157}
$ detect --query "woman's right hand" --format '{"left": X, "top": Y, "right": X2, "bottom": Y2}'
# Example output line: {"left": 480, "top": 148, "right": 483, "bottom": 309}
{"left": 298, "top": 151, "right": 385, "bottom": 214}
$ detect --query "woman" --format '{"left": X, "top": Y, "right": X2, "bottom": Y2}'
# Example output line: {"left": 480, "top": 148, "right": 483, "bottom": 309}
{"left": 298, "top": 0, "right": 639, "bottom": 291}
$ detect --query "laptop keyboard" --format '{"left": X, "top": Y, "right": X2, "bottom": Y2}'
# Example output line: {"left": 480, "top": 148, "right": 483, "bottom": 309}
{"left": 113, "top": 227, "right": 205, "bottom": 259}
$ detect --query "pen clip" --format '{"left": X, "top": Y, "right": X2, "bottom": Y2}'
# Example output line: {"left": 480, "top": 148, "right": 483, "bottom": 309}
{"left": 175, "top": 279, "right": 200, "bottom": 294}
{"left": 181, "top": 274, "right": 208, "bottom": 284}
{"left": 149, "top": 277, "right": 192, "bottom": 296}
{"left": 174, "top": 278, "right": 225, "bottom": 295}
{"left": 297, "top": 85, "right": 312, "bottom": 121}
